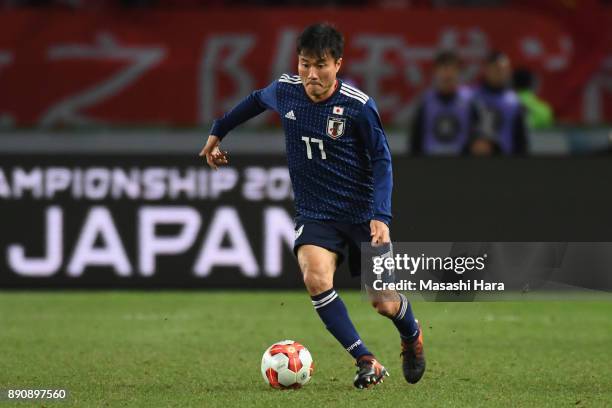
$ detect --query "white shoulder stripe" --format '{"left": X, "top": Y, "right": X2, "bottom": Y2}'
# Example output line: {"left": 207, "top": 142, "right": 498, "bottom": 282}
{"left": 341, "top": 83, "right": 368, "bottom": 99}
{"left": 279, "top": 74, "right": 300, "bottom": 82}
{"left": 280, "top": 74, "right": 300, "bottom": 81}
{"left": 340, "top": 89, "right": 368, "bottom": 104}
{"left": 341, "top": 86, "right": 369, "bottom": 102}
{"left": 340, "top": 85, "right": 370, "bottom": 103}
{"left": 341, "top": 87, "right": 369, "bottom": 103}
{"left": 342, "top": 83, "right": 368, "bottom": 96}
{"left": 279, "top": 79, "right": 302, "bottom": 84}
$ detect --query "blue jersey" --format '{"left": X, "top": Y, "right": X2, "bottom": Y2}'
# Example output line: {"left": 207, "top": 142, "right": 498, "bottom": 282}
{"left": 211, "top": 74, "right": 393, "bottom": 225}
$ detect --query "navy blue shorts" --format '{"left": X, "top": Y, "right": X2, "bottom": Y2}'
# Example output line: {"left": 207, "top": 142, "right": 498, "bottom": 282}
{"left": 293, "top": 216, "right": 375, "bottom": 277}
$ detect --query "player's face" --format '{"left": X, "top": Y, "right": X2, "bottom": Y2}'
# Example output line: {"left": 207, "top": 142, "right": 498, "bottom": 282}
{"left": 298, "top": 52, "right": 342, "bottom": 100}
{"left": 434, "top": 63, "right": 460, "bottom": 94}
{"left": 484, "top": 57, "right": 511, "bottom": 88}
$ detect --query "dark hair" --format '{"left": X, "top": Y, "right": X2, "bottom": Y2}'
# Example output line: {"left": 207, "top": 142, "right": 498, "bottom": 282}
{"left": 512, "top": 67, "right": 535, "bottom": 91}
{"left": 486, "top": 50, "right": 509, "bottom": 65}
{"left": 434, "top": 50, "right": 461, "bottom": 67}
{"left": 296, "top": 23, "right": 344, "bottom": 61}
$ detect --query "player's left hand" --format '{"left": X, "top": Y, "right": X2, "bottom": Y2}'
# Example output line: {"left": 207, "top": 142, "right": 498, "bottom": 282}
{"left": 369, "top": 220, "right": 390, "bottom": 246}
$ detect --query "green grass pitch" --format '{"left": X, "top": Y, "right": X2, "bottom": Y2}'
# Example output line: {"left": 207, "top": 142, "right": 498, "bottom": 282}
{"left": 1, "top": 291, "right": 610, "bottom": 407}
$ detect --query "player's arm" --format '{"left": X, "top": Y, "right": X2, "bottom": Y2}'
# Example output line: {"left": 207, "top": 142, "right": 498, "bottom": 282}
{"left": 199, "top": 81, "right": 279, "bottom": 169}
{"left": 357, "top": 98, "right": 393, "bottom": 245}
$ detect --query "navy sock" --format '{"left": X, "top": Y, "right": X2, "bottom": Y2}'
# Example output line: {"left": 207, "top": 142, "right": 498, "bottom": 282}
{"left": 393, "top": 293, "right": 420, "bottom": 341}
{"left": 311, "top": 288, "right": 372, "bottom": 360}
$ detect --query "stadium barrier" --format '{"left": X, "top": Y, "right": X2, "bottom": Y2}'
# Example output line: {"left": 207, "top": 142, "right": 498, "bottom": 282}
{"left": 1, "top": 155, "right": 611, "bottom": 289}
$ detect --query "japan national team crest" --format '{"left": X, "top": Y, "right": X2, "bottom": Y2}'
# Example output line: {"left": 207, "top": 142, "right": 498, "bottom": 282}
{"left": 326, "top": 116, "right": 346, "bottom": 139}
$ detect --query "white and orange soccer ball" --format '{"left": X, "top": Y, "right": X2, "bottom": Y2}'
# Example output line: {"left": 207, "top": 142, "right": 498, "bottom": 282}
{"left": 260, "top": 340, "right": 314, "bottom": 389}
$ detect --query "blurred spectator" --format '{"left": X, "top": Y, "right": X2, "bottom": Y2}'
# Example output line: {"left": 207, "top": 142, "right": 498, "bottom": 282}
{"left": 410, "top": 50, "right": 482, "bottom": 156}
{"left": 471, "top": 51, "right": 528, "bottom": 156}
{"left": 512, "top": 67, "right": 554, "bottom": 130}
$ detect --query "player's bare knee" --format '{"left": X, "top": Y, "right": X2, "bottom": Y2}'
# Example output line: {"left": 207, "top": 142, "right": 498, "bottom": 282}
{"left": 301, "top": 262, "right": 332, "bottom": 295}
{"left": 371, "top": 300, "right": 400, "bottom": 318}
{"left": 302, "top": 267, "right": 332, "bottom": 296}
{"left": 297, "top": 246, "right": 336, "bottom": 296}
{"left": 304, "top": 278, "right": 329, "bottom": 296}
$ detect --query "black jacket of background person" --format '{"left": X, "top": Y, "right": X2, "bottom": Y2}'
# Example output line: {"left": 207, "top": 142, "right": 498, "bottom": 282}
{"left": 410, "top": 90, "right": 483, "bottom": 156}
{"left": 471, "top": 83, "right": 529, "bottom": 155}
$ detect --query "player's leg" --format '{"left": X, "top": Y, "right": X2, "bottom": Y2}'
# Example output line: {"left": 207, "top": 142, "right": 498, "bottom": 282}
{"left": 298, "top": 244, "right": 372, "bottom": 359}
{"left": 369, "top": 290, "right": 419, "bottom": 342}
{"left": 347, "top": 226, "right": 426, "bottom": 384}
{"left": 369, "top": 289, "right": 425, "bottom": 384}
{"left": 297, "top": 244, "right": 388, "bottom": 388}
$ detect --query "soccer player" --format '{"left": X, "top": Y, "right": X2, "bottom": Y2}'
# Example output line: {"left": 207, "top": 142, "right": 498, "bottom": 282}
{"left": 200, "top": 23, "right": 425, "bottom": 389}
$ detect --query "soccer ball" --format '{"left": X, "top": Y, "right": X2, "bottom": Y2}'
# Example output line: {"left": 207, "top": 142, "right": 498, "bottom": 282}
{"left": 261, "top": 340, "right": 314, "bottom": 389}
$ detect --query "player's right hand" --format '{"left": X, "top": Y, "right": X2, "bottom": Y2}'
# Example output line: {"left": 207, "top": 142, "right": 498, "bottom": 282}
{"left": 370, "top": 219, "right": 390, "bottom": 247}
{"left": 199, "top": 135, "right": 229, "bottom": 170}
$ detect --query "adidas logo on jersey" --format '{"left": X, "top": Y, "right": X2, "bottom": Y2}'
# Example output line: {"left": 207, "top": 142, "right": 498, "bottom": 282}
{"left": 285, "top": 110, "right": 296, "bottom": 120}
